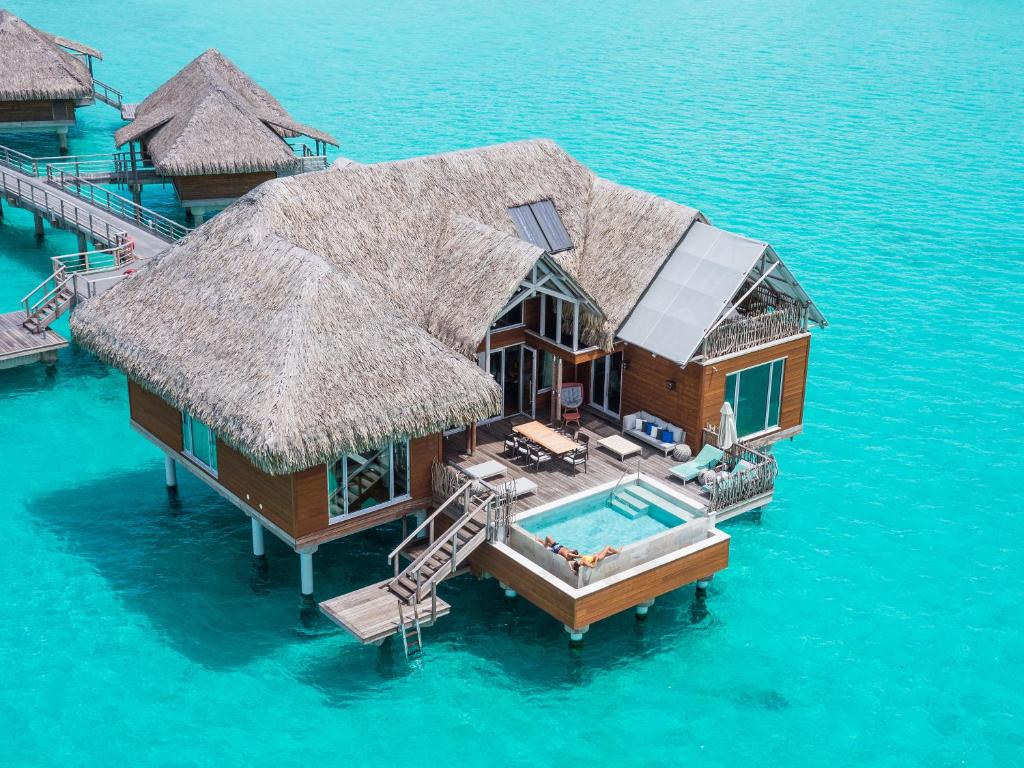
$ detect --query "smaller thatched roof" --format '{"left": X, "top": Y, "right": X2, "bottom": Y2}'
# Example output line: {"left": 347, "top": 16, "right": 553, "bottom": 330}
{"left": 115, "top": 49, "right": 339, "bottom": 176}
{"left": 0, "top": 10, "right": 99, "bottom": 101}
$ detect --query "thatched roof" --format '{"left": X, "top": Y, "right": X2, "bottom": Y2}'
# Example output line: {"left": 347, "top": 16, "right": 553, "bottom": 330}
{"left": 73, "top": 139, "right": 709, "bottom": 473}
{"left": 0, "top": 10, "right": 98, "bottom": 101}
{"left": 115, "top": 49, "right": 339, "bottom": 176}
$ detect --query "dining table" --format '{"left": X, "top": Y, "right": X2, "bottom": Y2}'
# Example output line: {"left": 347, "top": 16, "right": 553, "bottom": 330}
{"left": 513, "top": 420, "right": 579, "bottom": 456}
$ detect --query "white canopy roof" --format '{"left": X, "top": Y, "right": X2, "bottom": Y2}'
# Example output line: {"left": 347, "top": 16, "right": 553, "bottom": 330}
{"left": 618, "top": 221, "right": 825, "bottom": 365}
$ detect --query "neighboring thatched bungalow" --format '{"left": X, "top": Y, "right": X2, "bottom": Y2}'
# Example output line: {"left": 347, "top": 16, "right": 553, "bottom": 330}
{"left": 0, "top": 9, "right": 103, "bottom": 151}
{"left": 72, "top": 139, "right": 825, "bottom": 605}
{"left": 114, "top": 49, "right": 339, "bottom": 223}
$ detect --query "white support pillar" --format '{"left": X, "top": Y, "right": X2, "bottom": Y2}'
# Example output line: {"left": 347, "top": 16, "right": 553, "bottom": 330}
{"left": 635, "top": 598, "right": 655, "bottom": 617}
{"left": 76, "top": 231, "right": 87, "bottom": 252}
{"left": 299, "top": 549, "right": 316, "bottom": 599}
{"left": 57, "top": 128, "right": 68, "bottom": 154}
{"left": 696, "top": 575, "right": 713, "bottom": 592}
{"left": 251, "top": 518, "right": 265, "bottom": 557}
{"left": 192, "top": 208, "right": 206, "bottom": 226}
{"left": 499, "top": 581, "right": 517, "bottom": 598}
{"left": 33, "top": 212, "right": 45, "bottom": 238}
{"left": 164, "top": 455, "right": 177, "bottom": 487}
{"left": 564, "top": 624, "right": 589, "bottom": 644}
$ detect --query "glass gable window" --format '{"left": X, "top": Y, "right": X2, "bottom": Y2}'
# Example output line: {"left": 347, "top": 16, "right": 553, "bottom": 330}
{"left": 540, "top": 296, "right": 580, "bottom": 350}
{"left": 328, "top": 440, "right": 410, "bottom": 520}
{"left": 182, "top": 412, "right": 218, "bottom": 474}
{"left": 491, "top": 303, "right": 523, "bottom": 329}
{"left": 724, "top": 359, "right": 785, "bottom": 438}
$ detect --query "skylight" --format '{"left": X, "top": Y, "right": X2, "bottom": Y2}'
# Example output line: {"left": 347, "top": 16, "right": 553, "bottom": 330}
{"left": 508, "top": 200, "right": 573, "bottom": 253}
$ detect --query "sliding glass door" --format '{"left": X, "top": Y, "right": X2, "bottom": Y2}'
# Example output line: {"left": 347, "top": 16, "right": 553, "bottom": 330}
{"left": 591, "top": 351, "right": 622, "bottom": 416}
{"left": 724, "top": 358, "right": 785, "bottom": 438}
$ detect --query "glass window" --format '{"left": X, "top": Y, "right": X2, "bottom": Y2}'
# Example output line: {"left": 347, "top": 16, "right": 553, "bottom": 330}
{"left": 538, "top": 350, "right": 553, "bottom": 391}
{"left": 182, "top": 412, "right": 217, "bottom": 474}
{"left": 491, "top": 303, "right": 522, "bottom": 329}
{"left": 724, "top": 359, "right": 786, "bottom": 437}
{"left": 328, "top": 440, "right": 410, "bottom": 520}
{"left": 542, "top": 295, "right": 558, "bottom": 342}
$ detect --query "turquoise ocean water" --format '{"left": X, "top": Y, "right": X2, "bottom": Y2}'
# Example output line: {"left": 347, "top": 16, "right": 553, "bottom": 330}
{"left": 1, "top": 1, "right": 1022, "bottom": 765}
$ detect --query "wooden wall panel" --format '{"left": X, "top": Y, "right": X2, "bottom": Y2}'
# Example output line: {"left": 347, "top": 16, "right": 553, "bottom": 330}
{"left": 574, "top": 538, "right": 729, "bottom": 627}
{"left": 216, "top": 441, "right": 295, "bottom": 534}
{"left": 171, "top": 171, "right": 275, "bottom": 202}
{"left": 468, "top": 543, "right": 577, "bottom": 626}
{"left": 292, "top": 466, "right": 329, "bottom": 538}
{"left": 127, "top": 379, "right": 183, "bottom": 451}
{"left": 698, "top": 335, "right": 811, "bottom": 442}
{"left": 476, "top": 325, "right": 526, "bottom": 353}
{"left": 410, "top": 433, "right": 441, "bottom": 499}
{"left": 0, "top": 99, "right": 64, "bottom": 122}
{"left": 523, "top": 297, "right": 540, "bottom": 331}
{"left": 619, "top": 343, "right": 686, "bottom": 432}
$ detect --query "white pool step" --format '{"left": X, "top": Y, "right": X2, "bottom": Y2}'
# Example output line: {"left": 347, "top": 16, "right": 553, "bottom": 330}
{"left": 610, "top": 498, "right": 644, "bottom": 519}
{"left": 623, "top": 485, "right": 693, "bottom": 518}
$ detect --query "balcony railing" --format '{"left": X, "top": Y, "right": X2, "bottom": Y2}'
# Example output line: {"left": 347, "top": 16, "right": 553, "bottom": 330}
{"left": 702, "top": 427, "right": 778, "bottom": 512}
{"left": 702, "top": 304, "right": 803, "bottom": 360}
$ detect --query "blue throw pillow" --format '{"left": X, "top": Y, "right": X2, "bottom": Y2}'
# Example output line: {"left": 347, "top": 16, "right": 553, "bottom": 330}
{"left": 659, "top": 428, "right": 674, "bottom": 443}
{"left": 645, "top": 423, "right": 657, "bottom": 436}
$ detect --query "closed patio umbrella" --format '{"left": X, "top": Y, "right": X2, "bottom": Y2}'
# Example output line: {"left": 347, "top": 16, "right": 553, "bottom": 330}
{"left": 718, "top": 401, "right": 738, "bottom": 451}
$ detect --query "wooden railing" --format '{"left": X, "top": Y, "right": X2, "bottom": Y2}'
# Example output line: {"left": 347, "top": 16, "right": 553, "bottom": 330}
{"left": 702, "top": 427, "right": 778, "bottom": 512}
{"left": 92, "top": 79, "right": 124, "bottom": 109}
{"left": 45, "top": 168, "right": 190, "bottom": 241}
{"left": 0, "top": 167, "right": 130, "bottom": 245}
{"left": 702, "top": 304, "right": 803, "bottom": 360}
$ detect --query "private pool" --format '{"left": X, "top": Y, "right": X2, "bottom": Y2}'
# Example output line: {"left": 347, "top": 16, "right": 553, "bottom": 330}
{"left": 519, "top": 479, "right": 699, "bottom": 552}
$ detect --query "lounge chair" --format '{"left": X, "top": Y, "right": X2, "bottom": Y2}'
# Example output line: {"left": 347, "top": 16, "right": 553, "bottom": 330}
{"left": 668, "top": 445, "right": 725, "bottom": 483}
{"left": 484, "top": 476, "right": 538, "bottom": 499}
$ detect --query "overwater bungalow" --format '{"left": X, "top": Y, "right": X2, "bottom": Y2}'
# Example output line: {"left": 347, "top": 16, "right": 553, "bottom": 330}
{"left": 0, "top": 9, "right": 103, "bottom": 152}
{"left": 114, "top": 49, "right": 339, "bottom": 223}
{"left": 71, "top": 139, "right": 825, "bottom": 648}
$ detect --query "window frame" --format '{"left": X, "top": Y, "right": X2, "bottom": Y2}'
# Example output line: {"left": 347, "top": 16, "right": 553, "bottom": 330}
{"left": 327, "top": 439, "right": 412, "bottom": 524}
{"left": 724, "top": 357, "right": 787, "bottom": 439}
{"left": 181, "top": 411, "right": 218, "bottom": 477}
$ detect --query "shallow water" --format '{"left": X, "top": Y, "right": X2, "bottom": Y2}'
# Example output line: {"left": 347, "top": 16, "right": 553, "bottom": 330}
{"left": 1, "top": 1, "right": 1022, "bottom": 765}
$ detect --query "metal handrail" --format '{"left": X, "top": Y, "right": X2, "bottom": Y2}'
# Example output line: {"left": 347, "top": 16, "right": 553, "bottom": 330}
{"left": 403, "top": 493, "right": 494, "bottom": 601}
{"left": 0, "top": 167, "right": 129, "bottom": 246}
{"left": 92, "top": 78, "right": 124, "bottom": 108}
{"left": 388, "top": 479, "right": 473, "bottom": 572}
{"left": 50, "top": 241, "right": 135, "bottom": 277}
{"left": 21, "top": 272, "right": 74, "bottom": 321}
{"left": 46, "top": 168, "right": 190, "bottom": 241}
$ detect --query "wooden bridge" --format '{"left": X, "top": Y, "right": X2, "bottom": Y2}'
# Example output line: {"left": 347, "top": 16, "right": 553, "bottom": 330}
{"left": 0, "top": 142, "right": 191, "bottom": 368}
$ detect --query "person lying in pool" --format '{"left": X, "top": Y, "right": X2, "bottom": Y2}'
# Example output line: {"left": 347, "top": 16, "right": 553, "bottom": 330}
{"left": 572, "top": 545, "right": 621, "bottom": 573}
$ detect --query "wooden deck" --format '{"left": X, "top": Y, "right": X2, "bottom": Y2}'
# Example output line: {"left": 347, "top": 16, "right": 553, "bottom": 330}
{"left": 0, "top": 311, "right": 67, "bottom": 368}
{"left": 444, "top": 413, "right": 711, "bottom": 513}
{"left": 319, "top": 579, "right": 451, "bottom": 645}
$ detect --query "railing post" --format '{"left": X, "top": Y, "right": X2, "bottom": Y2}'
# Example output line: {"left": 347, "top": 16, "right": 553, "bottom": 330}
{"left": 451, "top": 533, "right": 458, "bottom": 574}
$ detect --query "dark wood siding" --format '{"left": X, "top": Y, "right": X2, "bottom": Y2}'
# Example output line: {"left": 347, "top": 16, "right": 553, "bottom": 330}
{"left": 292, "top": 465, "right": 328, "bottom": 538}
{"left": 128, "top": 379, "right": 183, "bottom": 451}
{"left": 410, "top": 433, "right": 441, "bottom": 499}
{"left": 171, "top": 171, "right": 276, "bottom": 202}
{"left": 0, "top": 99, "right": 73, "bottom": 123}
{"left": 619, "top": 343, "right": 688, "bottom": 436}
{"left": 216, "top": 442, "right": 295, "bottom": 533}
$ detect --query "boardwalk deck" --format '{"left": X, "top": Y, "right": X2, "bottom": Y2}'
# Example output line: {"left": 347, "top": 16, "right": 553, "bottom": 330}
{"left": 444, "top": 414, "right": 713, "bottom": 514}
{"left": 319, "top": 579, "right": 451, "bottom": 645}
{"left": 1, "top": 164, "right": 173, "bottom": 258}
{"left": 0, "top": 311, "right": 67, "bottom": 368}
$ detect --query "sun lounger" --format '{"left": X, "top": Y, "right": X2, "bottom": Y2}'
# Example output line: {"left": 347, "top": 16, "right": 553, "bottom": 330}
{"left": 462, "top": 459, "right": 506, "bottom": 480}
{"left": 668, "top": 445, "right": 724, "bottom": 483}
{"left": 484, "top": 476, "right": 538, "bottom": 498}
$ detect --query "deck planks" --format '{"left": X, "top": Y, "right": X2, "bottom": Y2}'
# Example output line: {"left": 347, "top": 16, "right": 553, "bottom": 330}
{"left": 444, "top": 413, "right": 711, "bottom": 514}
{"left": 0, "top": 310, "right": 67, "bottom": 365}
{"left": 319, "top": 579, "right": 451, "bottom": 644}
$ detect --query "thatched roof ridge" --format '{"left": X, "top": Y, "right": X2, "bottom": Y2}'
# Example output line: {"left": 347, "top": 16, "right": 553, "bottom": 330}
{"left": 71, "top": 202, "right": 501, "bottom": 474}
{"left": 115, "top": 49, "right": 339, "bottom": 176}
{"left": 73, "top": 139, "right": 712, "bottom": 472}
{"left": 0, "top": 10, "right": 96, "bottom": 101}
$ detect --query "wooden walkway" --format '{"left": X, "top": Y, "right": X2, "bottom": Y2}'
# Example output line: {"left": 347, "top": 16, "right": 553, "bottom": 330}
{"left": 0, "top": 311, "right": 67, "bottom": 368}
{"left": 444, "top": 413, "right": 711, "bottom": 513}
{"left": 319, "top": 579, "right": 451, "bottom": 645}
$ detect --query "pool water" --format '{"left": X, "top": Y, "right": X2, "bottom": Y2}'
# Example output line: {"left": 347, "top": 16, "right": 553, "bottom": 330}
{"left": 1, "top": 1, "right": 1023, "bottom": 766}
{"left": 519, "top": 482, "right": 687, "bottom": 553}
